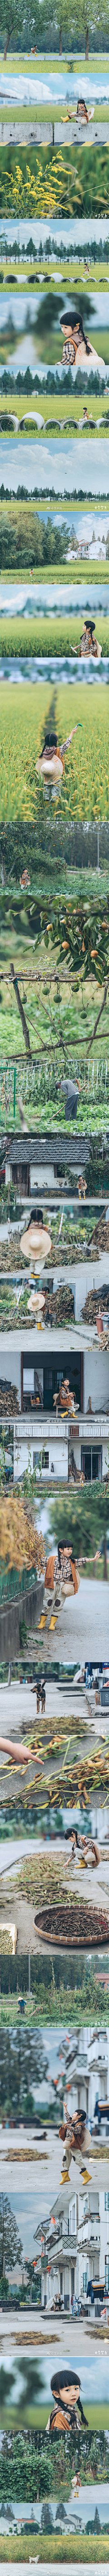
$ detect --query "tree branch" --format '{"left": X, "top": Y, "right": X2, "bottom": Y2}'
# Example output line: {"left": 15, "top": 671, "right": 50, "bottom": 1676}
{"left": 88, "top": 976, "right": 109, "bottom": 1051}
{"left": 10, "top": 963, "right": 31, "bottom": 1057}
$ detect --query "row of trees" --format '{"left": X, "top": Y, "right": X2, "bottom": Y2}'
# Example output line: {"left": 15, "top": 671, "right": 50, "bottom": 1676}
{"left": 0, "top": 0, "right": 109, "bottom": 55}
{"left": 0, "top": 2425, "right": 108, "bottom": 2501}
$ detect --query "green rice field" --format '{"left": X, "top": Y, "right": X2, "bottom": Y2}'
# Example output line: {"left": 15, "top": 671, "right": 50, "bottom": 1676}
{"left": 0, "top": 680, "right": 109, "bottom": 819}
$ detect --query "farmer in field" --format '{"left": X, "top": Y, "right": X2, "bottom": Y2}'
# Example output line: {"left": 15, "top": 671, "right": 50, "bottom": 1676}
{"left": 46, "top": 2366, "right": 88, "bottom": 2436}
{"left": 79, "top": 618, "right": 102, "bottom": 660}
{"left": 36, "top": 726, "right": 78, "bottom": 795}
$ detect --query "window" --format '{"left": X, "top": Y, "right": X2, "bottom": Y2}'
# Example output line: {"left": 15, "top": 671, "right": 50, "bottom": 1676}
{"left": 60, "top": 2271, "right": 63, "bottom": 2296}
{"left": 42, "top": 1450, "right": 49, "bottom": 1470}
{"left": 42, "top": 2276, "right": 44, "bottom": 2305}
{"left": 81, "top": 1445, "right": 102, "bottom": 1483}
{"left": 33, "top": 1450, "right": 40, "bottom": 1468}
{"left": 83, "top": 2272, "right": 84, "bottom": 2290}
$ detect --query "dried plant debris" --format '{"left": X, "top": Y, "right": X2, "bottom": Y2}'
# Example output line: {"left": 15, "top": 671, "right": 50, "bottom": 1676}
{"left": 90, "top": 1218, "right": 109, "bottom": 1256}
{"left": 0, "top": 1381, "right": 19, "bottom": 1416}
{"left": 40, "top": 1285, "right": 74, "bottom": 1327}
{"left": 0, "top": 1497, "right": 45, "bottom": 1573}
{"left": 0, "top": 1233, "right": 30, "bottom": 1274}
{"left": 35, "top": 1900, "right": 109, "bottom": 1946}
{"left": 0, "top": 1283, "right": 75, "bottom": 1332}
{"left": 1, "top": 1841, "right": 109, "bottom": 1946}
{"left": 0, "top": 1211, "right": 109, "bottom": 1270}
{"left": 49, "top": 1748, "right": 109, "bottom": 1805}
{"left": 82, "top": 1286, "right": 109, "bottom": 1322}
{"left": 0, "top": 1931, "right": 15, "bottom": 1954}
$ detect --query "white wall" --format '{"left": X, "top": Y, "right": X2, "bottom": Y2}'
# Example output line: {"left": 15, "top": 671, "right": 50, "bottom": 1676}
{"left": 14, "top": 1428, "right": 68, "bottom": 1482}
{"left": 84, "top": 1349, "right": 109, "bottom": 1408}
{"left": 0, "top": 1347, "right": 21, "bottom": 1407}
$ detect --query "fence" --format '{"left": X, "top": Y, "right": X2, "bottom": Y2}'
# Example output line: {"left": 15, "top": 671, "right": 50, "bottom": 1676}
{"left": 0, "top": 1559, "right": 36, "bottom": 1604}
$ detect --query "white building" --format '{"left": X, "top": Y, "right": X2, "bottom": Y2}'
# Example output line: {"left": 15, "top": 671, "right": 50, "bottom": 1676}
{"left": 40, "top": 2179, "right": 109, "bottom": 2310}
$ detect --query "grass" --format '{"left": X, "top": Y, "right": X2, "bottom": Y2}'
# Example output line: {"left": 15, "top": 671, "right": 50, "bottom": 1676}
{"left": 1, "top": 258, "right": 109, "bottom": 294}
{"left": 1, "top": 100, "right": 109, "bottom": 127}
{"left": 1, "top": 566, "right": 109, "bottom": 587}
{"left": 0, "top": 613, "right": 109, "bottom": 657}
{"left": 0, "top": 2545, "right": 109, "bottom": 2563}
{"left": 1, "top": 392, "right": 109, "bottom": 437}
{"left": 0, "top": 992, "right": 109, "bottom": 1087}
{"left": 0, "top": 48, "right": 109, "bottom": 66}
{"left": 0, "top": 1970, "right": 109, "bottom": 2025}
{"left": 1, "top": 565, "right": 109, "bottom": 587}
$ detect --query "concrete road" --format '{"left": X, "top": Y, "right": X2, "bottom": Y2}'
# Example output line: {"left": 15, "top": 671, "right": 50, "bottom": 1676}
{"left": 0, "top": 2309, "right": 109, "bottom": 2360}
{"left": 37, "top": 1579, "right": 109, "bottom": 1663}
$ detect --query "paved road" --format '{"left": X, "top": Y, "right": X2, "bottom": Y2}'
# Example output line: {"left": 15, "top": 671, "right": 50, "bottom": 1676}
{"left": 39, "top": 1577, "right": 109, "bottom": 1662}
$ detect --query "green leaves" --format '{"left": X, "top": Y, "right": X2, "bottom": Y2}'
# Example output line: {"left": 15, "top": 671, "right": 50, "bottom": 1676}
{"left": 40, "top": 894, "right": 109, "bottom": 990}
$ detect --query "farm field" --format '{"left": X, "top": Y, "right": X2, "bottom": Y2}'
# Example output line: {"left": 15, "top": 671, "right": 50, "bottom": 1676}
{"left": 0, "top": 1949, "right": 109, "bottom": 2027}
{"left": 1, "top": 258, "right": 109, "bottom": 298}
{"left": 1, "top": 96, "right": 109, "bottom": 124}
{"left": 1, "top": 394, "right": 109, "bottom": 435}
{"left": 0, "top": 678, "right": 109, "bottom": 817}
{"left": 0, "top": 610, "right": 109, "bottom": 656}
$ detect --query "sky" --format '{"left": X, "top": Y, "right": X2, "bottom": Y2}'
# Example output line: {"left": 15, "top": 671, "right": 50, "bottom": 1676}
{"left": 1, "top": 67, "right": 109, "bottom": 98}
{"left": 1, "top": 434, "right": 109, "bottom": 498}
{"left": 0, "top": 581, "right": 109, "bottom": 614}
{"left": 0, "top": 219, "right": 109, "bottom": 249}
{"left": 0, "top": 2344, "right": 109, "bottom": 2404}
{"left": 1, "top": 506, "right": 109, "bottom": 538}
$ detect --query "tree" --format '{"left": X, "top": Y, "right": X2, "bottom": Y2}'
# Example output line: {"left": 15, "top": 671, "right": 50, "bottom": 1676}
{"left": 0, "top": 2032, "right": 49, "bottom": 2124}
{"left": 0, "top": 2195, "right": 23, "bottom": 2279}
{"left": 49, "top": 1484, "right": 109, "bottom": 1577}
{"left": 39, "top": 895, "right": 109, "bottom": 1059}
{"left": 0, "top": 0, "right": 108, "bottom": 50}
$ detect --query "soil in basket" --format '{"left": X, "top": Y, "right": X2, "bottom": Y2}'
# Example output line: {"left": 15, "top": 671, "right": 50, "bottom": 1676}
{"left": 35, "top": 1901, "right": 109, "bottom": 1946}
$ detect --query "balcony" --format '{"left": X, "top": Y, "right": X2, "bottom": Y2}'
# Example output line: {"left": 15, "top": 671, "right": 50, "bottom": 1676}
{"left": 78, "top": 2225, "right": 100, "bottom": 2252}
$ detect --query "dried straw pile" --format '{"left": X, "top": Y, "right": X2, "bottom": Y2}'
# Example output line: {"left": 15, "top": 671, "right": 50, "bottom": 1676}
{"left": 0, "top": 1498, "right": 45, "bottom": 1575}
